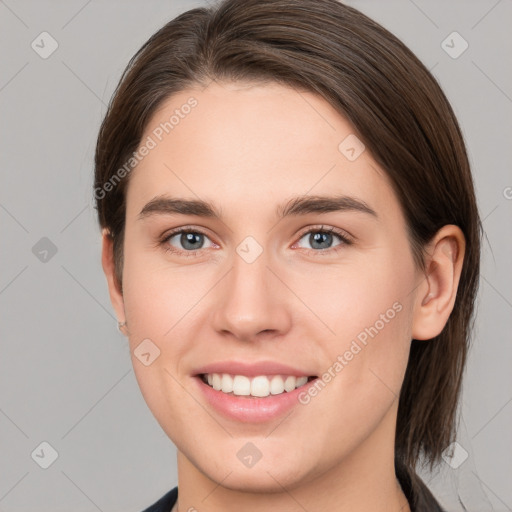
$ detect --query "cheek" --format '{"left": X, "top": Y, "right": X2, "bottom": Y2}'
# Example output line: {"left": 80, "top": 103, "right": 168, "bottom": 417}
{"left": 122, "top": 256, "right": 203, "bottom": 435}
{"left": 121, "top": 242, "right": 210, "bottom": 340}
{"left": 313, "top": 252, "right": 415, "bottom": 404}
{"left": 301, "top": 247, "right": 414, "bottom": 344}
{"left": 307, "top": 295, "right": 412, "bottom": 461}
{"left": 119, "top": 246, "right": 200, "bottom": 405}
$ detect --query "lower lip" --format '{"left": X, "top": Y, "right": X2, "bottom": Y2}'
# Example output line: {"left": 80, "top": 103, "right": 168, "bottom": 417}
{"left": 194, "top": 375, "right": 318, "bottom": 423}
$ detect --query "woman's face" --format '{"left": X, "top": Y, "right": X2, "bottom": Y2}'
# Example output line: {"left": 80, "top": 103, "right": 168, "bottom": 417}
{"left": 117, "top": 81, "right": 425, "bottom": 491}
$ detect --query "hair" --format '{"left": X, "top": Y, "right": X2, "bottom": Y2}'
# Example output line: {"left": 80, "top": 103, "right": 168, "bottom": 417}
{"left": 94, "top": 0, "right": 481, "bottom": 491}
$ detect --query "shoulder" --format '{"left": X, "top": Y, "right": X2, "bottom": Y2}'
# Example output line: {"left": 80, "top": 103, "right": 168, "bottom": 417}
{"left": 140, "top": 486, "right": 178, "bottom": 512}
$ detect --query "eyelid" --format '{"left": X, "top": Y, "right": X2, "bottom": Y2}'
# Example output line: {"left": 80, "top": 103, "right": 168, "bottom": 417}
{"left": 293, "top": 224, "right": 354, "bottom": 245}
{"left": 158, "top": 225, "right": 217, "bottom": 254}
{"left": 160, "top": 225, "right": 212, "bottom": 242}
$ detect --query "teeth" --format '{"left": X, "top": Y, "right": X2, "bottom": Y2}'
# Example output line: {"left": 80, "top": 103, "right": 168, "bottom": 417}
{"left": 284, "top": 375, "right": 297, "bottom": 392}
{"left": 212, "top": 374, "right": 222, "bottom": 391}
{"left": 251, "top": 376, "right": 270, "bottom": 397}
{"left": 270, "top": 375, "right": 285, "bottom": 395}
{"left": 233, "top": 375, "right": 251, "bottom": 395}
{"left": 202, "top": 373, "right": 310, "bottom": 397}
{"left": 221, "top": 373, "right": 234, "bottom": 393}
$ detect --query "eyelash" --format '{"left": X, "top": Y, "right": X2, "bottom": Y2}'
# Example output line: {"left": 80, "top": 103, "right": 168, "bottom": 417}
{"left": 158, "top": 225, "right": 353, "bottom": 258}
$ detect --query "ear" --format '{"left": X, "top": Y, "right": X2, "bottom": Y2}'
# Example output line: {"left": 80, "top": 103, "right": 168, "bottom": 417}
{"left": 101, "top": 228, "right": 126, "bottom": 327}
{"left": 411, "top": 225, "right": 466, "bottom": 340}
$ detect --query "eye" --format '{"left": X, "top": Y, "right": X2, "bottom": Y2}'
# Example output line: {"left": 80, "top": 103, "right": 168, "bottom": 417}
{"left": 294, "top": 225, "right": 353, "bottom": 254}
{"left": 158, "top": 224, "right": 353, "bottom": 258}
{"left": 160, "top": 228, "right": 216, "bottom": 256}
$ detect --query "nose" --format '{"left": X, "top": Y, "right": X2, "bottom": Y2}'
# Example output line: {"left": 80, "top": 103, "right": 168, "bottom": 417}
{"left": 211, "top": 245, "right": 293, "bottom": 343}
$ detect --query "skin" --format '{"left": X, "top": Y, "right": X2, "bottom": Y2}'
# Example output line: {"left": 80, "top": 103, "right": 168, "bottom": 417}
{"left": 102, "top": 81, "right": 465, "bottom": 512}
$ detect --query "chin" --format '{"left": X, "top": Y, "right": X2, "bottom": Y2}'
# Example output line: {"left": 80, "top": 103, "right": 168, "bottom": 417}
{"left": 196, "top": 451, "right": 314, "bottom": 493}
{"left": 210, "top": 468, "right": 308, "bottom": 494}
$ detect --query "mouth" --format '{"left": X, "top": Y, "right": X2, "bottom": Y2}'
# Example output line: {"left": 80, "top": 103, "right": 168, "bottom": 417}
{"left": 197, "top": 373, "right": 318, "bottom": 398}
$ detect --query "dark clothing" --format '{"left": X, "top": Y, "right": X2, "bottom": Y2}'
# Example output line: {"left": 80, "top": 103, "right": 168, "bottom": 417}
{"left": 141, "top": 486, "right": 177, "bottom": 512}
{"left": 142, "top": 466, "right": 445, "bottom": 511}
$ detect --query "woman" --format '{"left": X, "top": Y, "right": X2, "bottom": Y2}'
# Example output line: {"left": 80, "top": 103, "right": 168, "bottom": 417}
{"left": 94, "top": 0, "right": 481, "bottom": 510}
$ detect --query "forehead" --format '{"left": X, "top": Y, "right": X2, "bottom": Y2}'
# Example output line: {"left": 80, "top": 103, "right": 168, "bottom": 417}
{"left": 126, "top": 81, "right": 396, "bottom": 223}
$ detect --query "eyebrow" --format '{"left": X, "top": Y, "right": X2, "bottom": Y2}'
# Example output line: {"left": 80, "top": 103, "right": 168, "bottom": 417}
{"left": 137, "top": 194, "right": 378, "bottom": 221}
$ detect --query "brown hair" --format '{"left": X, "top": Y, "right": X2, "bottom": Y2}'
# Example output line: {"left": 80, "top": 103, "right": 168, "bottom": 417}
{"left": 94, "top": 0, "right": 481, "bottom": 483}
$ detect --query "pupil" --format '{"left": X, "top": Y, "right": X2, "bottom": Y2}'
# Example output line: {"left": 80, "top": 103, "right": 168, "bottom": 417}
{"left": 311, "top": 232, "right": 332, "bottom": 249}
{"left": 182, "top": 232, "right": 203, "bottom": 250}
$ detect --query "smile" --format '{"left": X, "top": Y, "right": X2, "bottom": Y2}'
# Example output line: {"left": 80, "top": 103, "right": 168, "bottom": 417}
{"left": 200, "top": 373, "right": 316, "bottom": 397}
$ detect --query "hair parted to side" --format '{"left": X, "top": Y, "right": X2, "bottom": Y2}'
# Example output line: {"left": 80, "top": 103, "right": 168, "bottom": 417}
{"left": 94, "top": 0, "right": 481, "bottom": 486}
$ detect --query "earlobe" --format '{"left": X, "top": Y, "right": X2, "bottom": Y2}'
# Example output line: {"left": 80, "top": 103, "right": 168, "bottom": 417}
{"left": 101, "top": 229, "right": 126, "bottom": 329}
{"left": 411, "top": 225, "right": 465, "bottom": 341}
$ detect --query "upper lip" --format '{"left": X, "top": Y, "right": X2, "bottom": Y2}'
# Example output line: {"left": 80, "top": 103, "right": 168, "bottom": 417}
{"left": 193, "top": 360, "right": 317, "bottom": 378}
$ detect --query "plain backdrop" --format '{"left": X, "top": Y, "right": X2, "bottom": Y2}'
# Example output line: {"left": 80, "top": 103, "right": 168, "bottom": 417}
{"left": 1, "top": 0, "right": 511, "bottom": 511}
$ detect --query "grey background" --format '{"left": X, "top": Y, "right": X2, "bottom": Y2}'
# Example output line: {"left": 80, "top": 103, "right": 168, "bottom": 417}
{"left": 1, "top": 0, "right": 511, "bottom": 511}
